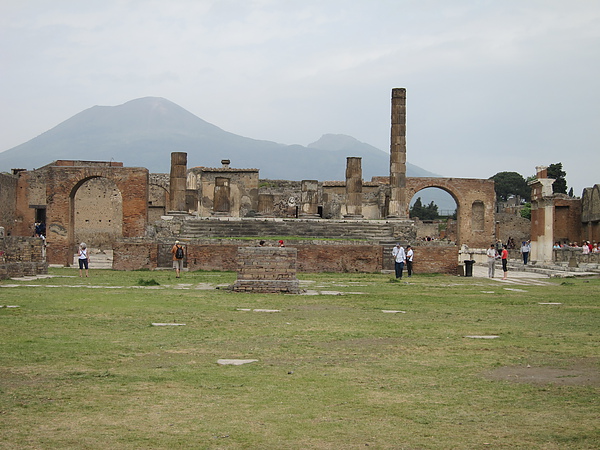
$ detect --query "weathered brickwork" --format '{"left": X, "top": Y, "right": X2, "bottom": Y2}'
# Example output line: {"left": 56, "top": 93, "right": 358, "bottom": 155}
{"left": 232, "top": 247, "right": 300, "bottom": 293}
{"left": 112, "top": 241, "right": 459, "bottom": 274}
{"left": 581, "top": 184, "right": 600, "bottom": 243}
{"left": 13, "top": 161, "right": 148, "bottom": 267}
{"left": 0, "top": 236, "right": 47, "bottom": 280}
{"left": 495, "top": 212, "right": 531, "bottom": 246}
{"left": 406, "top": 178, "right": 496, "bottom": 248}
{"left": 0, "top": 172, "right": 17, "bottom": 235}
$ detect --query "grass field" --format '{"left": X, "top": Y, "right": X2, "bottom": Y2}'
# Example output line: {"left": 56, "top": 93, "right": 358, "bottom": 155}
{"left": 1, "top": 268, "right": 599, "bottom": 449}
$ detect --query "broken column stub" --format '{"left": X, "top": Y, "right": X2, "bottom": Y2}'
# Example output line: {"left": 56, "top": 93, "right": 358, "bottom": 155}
{"left": 232, "top": 247, "right": 300, "bottom": 294}
{"left": 168, "top": 152, "right": 188, "bottom": 214}
{"left": 344, "top": 157, "right": 363, "bottom": 219}
{"left": 300, "top": 180, "right": 320, "bottom": 218}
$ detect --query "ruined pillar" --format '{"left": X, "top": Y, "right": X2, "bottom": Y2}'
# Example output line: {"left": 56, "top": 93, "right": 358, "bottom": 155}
{"left": 344, "top": 157, "right": 363, "bottom": 219}
{"left": 300, "top": 180, "right": 320, "bottom": 218}
{"left": 388, "top": 88, "right": 408, "bottom": 218}
{"left": 169, "top": 152, "right": 187, "bottom": 213}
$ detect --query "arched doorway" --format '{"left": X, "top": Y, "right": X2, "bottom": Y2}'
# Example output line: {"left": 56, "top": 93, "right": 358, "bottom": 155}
{"left": 72, "top": 177, "right": 123, "bottom": 249}
{"left": 409, "top": 187, "right": 458, "bottom": 242}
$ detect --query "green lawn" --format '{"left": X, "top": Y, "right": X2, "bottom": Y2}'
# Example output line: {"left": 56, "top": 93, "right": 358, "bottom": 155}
{"left": 1, "top": 268, "right": 598, "bottom": 449}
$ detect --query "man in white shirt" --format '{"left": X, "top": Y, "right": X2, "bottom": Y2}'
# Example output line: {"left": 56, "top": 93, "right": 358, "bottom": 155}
{"left": 392, "top": 243, "right": 406, "bottom": 279}
{"left": 486, "top": 243, "right": 498, "bottom": 278}
{"left": 406, "top": 245, "right": 414, "bottom": 277}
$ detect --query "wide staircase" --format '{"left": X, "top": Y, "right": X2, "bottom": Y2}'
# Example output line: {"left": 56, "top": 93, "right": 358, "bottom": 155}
{"left": 179, "top": 218, "right": 400, "bottom": 242}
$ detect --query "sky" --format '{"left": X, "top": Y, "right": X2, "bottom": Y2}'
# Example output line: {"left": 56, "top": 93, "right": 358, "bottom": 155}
{"left": 1, "top": 0, "right": 599, "bottom": 196}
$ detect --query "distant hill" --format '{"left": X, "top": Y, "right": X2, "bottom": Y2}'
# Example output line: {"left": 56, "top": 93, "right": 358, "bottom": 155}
{"left": 0, "top": 97, "right": 455, "bottom": 209}
{"left": 0, "top": 97, "right": 438, "bottom": 180}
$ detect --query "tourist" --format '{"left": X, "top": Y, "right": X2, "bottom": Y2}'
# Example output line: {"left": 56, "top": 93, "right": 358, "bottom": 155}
{"left": 486, "top": 244, "right": 498, "bottom": 278}
{"left": 171, "top": 240, "right": 184, "bottom": 278}
{"left": 406, "top": 245, "right": 414, "bottom": 277}
{"left": 258, "top": 240, "right": 266, "bottom": 247}
{"left": 501, "top": 244, "right": 509, "bottom": 280}
{"left": 582, "top": 241, "right": 590, "bottom": 255}
{"left": 553, "top": 242, "right": 562, "bottom": 249}
{"left": 392, "top": 243, "right": 406, "bottom": 279}
{"left": 78, "top": 242, "right": 89, "bottom": 278}
{"left": 278, "top": 240, "right": 285, "bottom": 247}
{"left": 520, "top": 240, "right": 531, "bottom": 265}
{"left": 592, "top": 243, "right": 599, "bottom": 253}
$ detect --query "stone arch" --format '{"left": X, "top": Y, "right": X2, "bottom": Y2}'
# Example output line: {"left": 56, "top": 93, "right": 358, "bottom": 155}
{"left": 406, "top": 177, "right": 496, "bottom": 247}
{"left": 409, "top": 185, "right": 459, "bottom": 241}
{"left": 43, "top": 162, "right": 148, "bottom": 266}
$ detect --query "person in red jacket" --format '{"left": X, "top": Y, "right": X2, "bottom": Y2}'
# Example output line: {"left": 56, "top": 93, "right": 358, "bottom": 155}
{"left": 501, "top": 244, "right": 509, "bottom": 280}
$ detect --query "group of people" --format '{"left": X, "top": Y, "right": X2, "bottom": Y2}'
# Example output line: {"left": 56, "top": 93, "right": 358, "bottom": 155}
{"left": 392, "top": 243, "right": 414, "bottom": 279}
{"left": 486, "top": 243, "right": 509, "bottom": 280}
{"left": 554, "top": 241, "right": 598, "bottom": 253}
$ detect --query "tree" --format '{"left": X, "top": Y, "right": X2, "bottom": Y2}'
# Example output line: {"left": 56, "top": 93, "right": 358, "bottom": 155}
{"left": 410, "top": 197, "right": 439, "bottom": 220}
{"left": 547, "top": 162, "right": 567, "bottom": 194}
{"left": 520, "top": 203, "right": 531, "bottom": 220}
{"left": 489, "top": 171, "right": 531, "bottom": 202}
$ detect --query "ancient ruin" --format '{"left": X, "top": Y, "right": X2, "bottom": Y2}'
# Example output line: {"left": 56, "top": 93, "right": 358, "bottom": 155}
{"left": 1, "top": 88, "right": 597, "bottom": 278}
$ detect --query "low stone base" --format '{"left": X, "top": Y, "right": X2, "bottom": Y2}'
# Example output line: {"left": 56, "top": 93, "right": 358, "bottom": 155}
{"left": 232, "top": 279, "right": 301, "bottom": 294}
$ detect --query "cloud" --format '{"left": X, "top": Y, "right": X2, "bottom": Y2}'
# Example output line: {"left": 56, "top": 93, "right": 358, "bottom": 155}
{"left": 0, "top": 0, "right": 598, "bottom": 195}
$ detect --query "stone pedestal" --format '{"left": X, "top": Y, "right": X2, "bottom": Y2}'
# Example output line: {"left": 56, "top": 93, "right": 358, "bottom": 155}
{"left": 232, "top": 247, "right": 300, "bottom": 293}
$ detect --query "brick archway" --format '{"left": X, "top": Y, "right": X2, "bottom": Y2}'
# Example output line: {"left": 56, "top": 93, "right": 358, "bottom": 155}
{"left": 44, "top": 162, "right": 148, "bottom": 266}
{"left": 406, "top": 177, "right": 496, "bottom": 247}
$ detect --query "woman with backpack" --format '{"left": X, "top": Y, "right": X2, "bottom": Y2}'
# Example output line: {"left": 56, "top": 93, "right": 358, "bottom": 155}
{"left": 171, "top": 240, "right": 185, "bottom": 278}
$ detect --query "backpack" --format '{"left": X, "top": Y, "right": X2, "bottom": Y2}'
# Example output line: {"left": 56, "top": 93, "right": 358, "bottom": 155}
{"left": 175, "top": 245, "right": 184, "bottom": 259}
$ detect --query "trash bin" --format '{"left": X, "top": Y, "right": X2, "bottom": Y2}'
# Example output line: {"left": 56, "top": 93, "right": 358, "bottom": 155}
{"left": 464, "top": 260, "right": 475, "bottom": 277}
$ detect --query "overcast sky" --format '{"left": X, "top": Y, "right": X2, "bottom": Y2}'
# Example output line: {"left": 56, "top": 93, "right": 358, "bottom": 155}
{"left": 1, "top": 0, "right": 599, "bottom": 195}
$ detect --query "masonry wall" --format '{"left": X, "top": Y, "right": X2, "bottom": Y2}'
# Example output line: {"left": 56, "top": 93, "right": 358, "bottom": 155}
{"left": 0, "top": 172, "right": 17, "bottom": 235}
{"left": 113, "top": 241, "right": 459, "bottom": 274}
{"left": 495, "top": 212, "right": 531, "bottom": 246}
{"left": 0, "top": 236, "right": 47, "bottom": 280}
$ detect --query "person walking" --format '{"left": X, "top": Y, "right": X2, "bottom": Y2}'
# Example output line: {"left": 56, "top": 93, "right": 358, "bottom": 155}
{"left": 501, "top": 244, "right": 509, "bottom": 280}
{"left": 392, "top": 243, "right": 406, "bottom": 279}
{"left": 520, "top": 240, "right": 531, "bottom": 265}
{"left": 406, "top": 245, "right": 414, "bottom": 277}
{"left": 78, "top": 242, "right": 89, "bottom": 277}
{"left": 486, "top": 243, "right": 498, "bottom": 278}
{"left": 171, "top": 240, "right": 184, "bottom": 278}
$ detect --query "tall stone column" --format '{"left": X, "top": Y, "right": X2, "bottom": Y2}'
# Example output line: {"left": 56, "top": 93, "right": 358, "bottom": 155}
{"left": 344, "top": 157, "right": 363, "bottom": 219}
{"left": 300, "top": 180, "right": 320, "bottom": 218}
{"left": 169, "top": 152, "right": 187, "bottom": 213}
{"left": 388, "top": 88, "right": 408, "bottom": 218}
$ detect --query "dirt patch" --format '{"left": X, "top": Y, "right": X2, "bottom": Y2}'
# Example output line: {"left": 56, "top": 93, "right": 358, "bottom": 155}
{"left": 483, "top": 362, "right": 600, "bottom": 386}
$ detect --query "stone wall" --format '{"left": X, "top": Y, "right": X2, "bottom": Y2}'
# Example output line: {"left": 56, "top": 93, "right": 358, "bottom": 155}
{"left": 112, "top": 240, "right": 459, "bottom": 274}
{"left": 0, "top": 235, "right": 47, "bottom": 280}
{"left": 0, "top": 172, "right": 17, "bottom": 235}
{"left": 495, "top": 212, "right": 531, "bottom": 246}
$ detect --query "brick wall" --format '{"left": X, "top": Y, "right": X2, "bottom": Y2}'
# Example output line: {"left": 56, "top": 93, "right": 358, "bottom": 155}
{"left": 232, "top": 247, "right": 300, "bottom": 293}
{"left": 0, "top": 172, "right": 17, "bottom": 235}
{"left": 113, "top": 240, "right": 459, "bottom": 274}
{"left": 0, "top": 236, "right": 47, "bottom": 280}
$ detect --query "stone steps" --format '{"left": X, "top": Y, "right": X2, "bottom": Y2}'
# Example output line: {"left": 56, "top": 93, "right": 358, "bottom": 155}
{"left": 179, "top": 219, "right": 398, "bottom": 241}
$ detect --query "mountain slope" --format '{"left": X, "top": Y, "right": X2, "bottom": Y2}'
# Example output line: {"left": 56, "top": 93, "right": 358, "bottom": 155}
{"left": 0, "top": 97, "right": 438, "bottom": 182}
